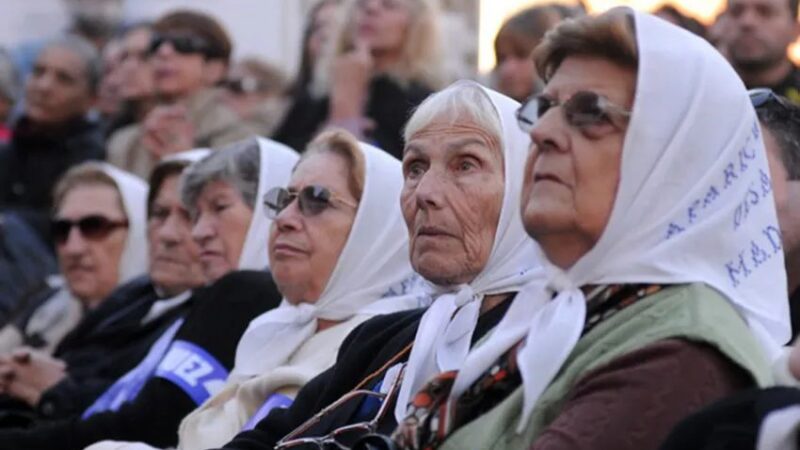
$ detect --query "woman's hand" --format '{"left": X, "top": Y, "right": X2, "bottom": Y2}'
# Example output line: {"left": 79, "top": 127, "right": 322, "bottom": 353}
{"left": 142, "top": 104, "right": 196, "bottom": 160}
{"left": 329, "top": 39, "right": 374, "bottom": 133}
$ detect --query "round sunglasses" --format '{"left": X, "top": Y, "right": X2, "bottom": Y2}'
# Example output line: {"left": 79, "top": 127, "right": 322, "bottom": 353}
{"left": 51, "top": 215, "right": 129, "bottom": 245}
{"left": 516, "top": 90, "right": 631, "bottom": 135}
{"left": 263, "top": 185, "right": 357, "bottom": 219}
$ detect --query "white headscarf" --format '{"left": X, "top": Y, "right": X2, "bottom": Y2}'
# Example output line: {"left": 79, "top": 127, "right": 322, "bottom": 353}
{"left": 450, "top": 10, "right": 791, "bottom": 432}
{"left": 232, "top": 142, "right": 425, "bottom": 378}
{"left": 394, "top": 81, "right": 541, "bottom": 422}
{"left": 237, "top": 138, "right": 299, "bottom": 271}
{"left": 100, "top": 163, "right": 149, "bottom": 284}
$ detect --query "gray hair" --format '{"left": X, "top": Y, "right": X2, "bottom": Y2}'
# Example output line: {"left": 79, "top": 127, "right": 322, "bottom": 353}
{"left": 181, "top": 139, "right": 261, "bottom": 216}
{"left": 40, "top": 35, "right": 102, "bottom": 93}
{"left": 404, "top": 81, "right": 503, "bottom": 145}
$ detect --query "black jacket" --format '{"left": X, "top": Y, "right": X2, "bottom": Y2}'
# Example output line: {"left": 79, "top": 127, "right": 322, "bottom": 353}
{"left": 0, "top": 270, "right": 282, "bottom": 449}
{"left": 0, "top": 276, "right": 192, "bottom": 426}
{"left": 217, "top": 295, "right": 514, "bottom": 450}
{"left": 0, "top": 115, "right": 105, "bottom": 245}
{"left": 272, "top": 75, "right": 432, "bottom": 159}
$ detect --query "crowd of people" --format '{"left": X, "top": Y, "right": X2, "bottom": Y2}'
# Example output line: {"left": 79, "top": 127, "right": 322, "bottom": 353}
{"left": 0, "top": 0, "right": 798, "bottom": 448}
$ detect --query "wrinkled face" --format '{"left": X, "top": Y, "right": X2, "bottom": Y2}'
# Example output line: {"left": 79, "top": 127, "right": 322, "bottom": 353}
{"left": 269, "top": 152, "right": 358, "bottom": 303}
{"left": 148, "top": 174, "right": 206, "bottom": 295}
{"left": 354, "top": 0, "right": 412, "bottom": 55}
{"left": 56, "top": 184, "right": 128, "bottom": 305}
{"left": 521, "top": 56, "right": 635, "bottom": 269}
{"left": 763, "top": 125, "right": 800, "bottom": 254}
{"left": 118, "top": 27, "right": 155, "bottom": 100}
{"left": 151, "top": 31, "right": 223, "bottom": 100}
{"left": 726, "top": 0, "right": 799, "bottom": 69}
{"left": 96, "top": 41, "right": 123, "bottom": 116}
{"left": 402, "top": 120, "right": 504, "bottom": 286}
{"left": 25, "top": 46, "right": 94, "bottom": 126}
{"left": 494, "top": 33, "right": 538, "bottom": 102}
{"left": 191, "top": 180, "right": 254, "bottom": 282}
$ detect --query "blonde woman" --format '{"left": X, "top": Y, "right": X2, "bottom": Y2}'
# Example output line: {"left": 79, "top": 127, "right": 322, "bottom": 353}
{"left": 273, "top": 0, "right": 447, "bottom": 159}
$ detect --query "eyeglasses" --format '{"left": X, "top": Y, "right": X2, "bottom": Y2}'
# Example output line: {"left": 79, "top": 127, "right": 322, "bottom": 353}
{"left": 264, "top": 185, "right": 357, "bottom": 220}
{"left": 276, "top": 366, "right": 405, "bottom": 449}
{"left": 148, "top": 33, "right": 214, "bottom": 57}
{"left": 516, "top": 90, "right": 631, "bottom": 135}
{"left": 52, "top": 215, "right": 128, "bottom": 245}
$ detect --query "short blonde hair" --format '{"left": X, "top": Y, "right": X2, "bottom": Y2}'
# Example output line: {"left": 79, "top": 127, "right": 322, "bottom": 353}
{"left": 301, "top": 129, "right": 366, "bottom": 201}
{"left": 312, "top": 0, "right": 447, "bottom": 96}
{"left": 53, "top": 162, "right": 123, "bottom": 213}
{"left": 534, "top": 8, "right": 638, "bottom": 82}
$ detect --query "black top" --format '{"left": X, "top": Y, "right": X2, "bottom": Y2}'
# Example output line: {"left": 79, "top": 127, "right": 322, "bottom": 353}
{"left": 272, "top": 75, "right": 432, "bottom": 159}
{"left": 0, "top": 270, "right": 282, "bottom": 450}
{"left": 750, "top": 65, "right": 800, "bottom": 104}
{"left": 659, "top": 386, "right": 800, "bottom": 450}
{"left": 38, "top": 276, "right": 193, "bottom": 421}
{"left": 216, "top": 294, "right": 515, "bottom": 450}
{"left": 0, "top": 115, "right": 105, "bottom": 245}
{"left": 791, "top": 287, "right": 800, "bottom": 341}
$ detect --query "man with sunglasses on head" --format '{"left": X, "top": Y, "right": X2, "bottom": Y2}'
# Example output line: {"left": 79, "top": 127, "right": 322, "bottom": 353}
{"left": 107, "top": 10, "right": 255, "bottom": 179}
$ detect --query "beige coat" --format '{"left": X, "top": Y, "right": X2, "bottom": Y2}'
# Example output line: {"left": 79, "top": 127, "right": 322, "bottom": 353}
{"left": 106, "top": 89, "right": 256, "bottom": 178}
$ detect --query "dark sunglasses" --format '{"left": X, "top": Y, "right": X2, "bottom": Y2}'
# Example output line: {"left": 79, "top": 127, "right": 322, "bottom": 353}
{"left": 275, "top": 366, "right": 405, "bottom": 449}
{"left": 148, "top": 33, "right": 213, "bottom": 57}
{"left": 264, "top": 185, "right": 357, "bottom": 220}
{"left": 516, "top": 90, "right": 631, "bottom": 135}
{"left": 52, "top": 215, "right": 128, "bottom": 245}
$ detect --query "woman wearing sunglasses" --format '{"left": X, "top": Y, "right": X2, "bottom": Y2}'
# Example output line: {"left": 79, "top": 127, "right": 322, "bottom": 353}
{"left": 195, "top": 80, "right": 539, "bottom": 450}
{"left": 180, "top": 137, "right": 299, "bottom": 282}
{"left": 386, "top": 9, "right": 788, "bottom": 450}
{"left": 0, "top": 162, "right": 148, "bottom": 355}
{"left": 49, "top": 130, "right": 423, "bottom": 450}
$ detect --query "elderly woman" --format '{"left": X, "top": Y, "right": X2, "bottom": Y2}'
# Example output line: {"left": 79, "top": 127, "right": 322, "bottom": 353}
{"left": 181, "top": 137, "right": 299, "bottom": 281}
{"left": 82, "top": 130, "right": 425, "bottom": 450}
{"left": 0, "top": 145, "right": 300, "bottom": 448}
{"left": 273, "top": 0, "right": 446, "bottom": 159}
{"left": 384, "top": 9, "right": 788, "bottom": 450}
{"left": 203, "top": 79, "right": 539, "bottom": 450}
{"left": 0, "top": 162, "right": 148, "bottom": 355}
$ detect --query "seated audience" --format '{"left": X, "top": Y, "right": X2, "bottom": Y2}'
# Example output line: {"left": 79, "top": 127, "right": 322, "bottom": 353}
{"left": 206, "top": 79, "right": 539, "bottom": 449}
{"left": 383, "top": 9, "right": 787, "bottom": 450}
{"left": 0, "top": 36, "right": 105, "bottom": 244}
{"left": 85, "top": 130, "right": 427, "bottom": 450}
{"left": 492, "top": 5, "right": 568, "bottom": 102}
{"left": 222, "top": 57, "right": 289, "bottom": 137}
{"left": 273, "top": 0, "right": 446, "bottom": 159}
{"left": 0, "top": 151, "right": 207, "bottom": 425}
{"left": 107, "top": 10, "right": 254, "bottom": 179}
{"left": 0, "top": 162, "right": 148, "bottom": 355}
{"left": 181, "top": 137, "right": 299, "bottom": 279}
{"left": 0, "top": 143, "right": 301, "bottom": 449}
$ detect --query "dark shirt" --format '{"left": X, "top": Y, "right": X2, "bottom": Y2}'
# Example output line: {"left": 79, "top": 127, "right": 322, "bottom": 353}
{"left": 0, "top": 115, "right": 105, "bottom": 245}
{"left": 0, "top": 270, "right": 282, "bottom": 450}
{"left": 749, "top": 64, "right": 800, "bottom": 104}
{"left": 272, "top": 75, "right": 432, "bottom": 159}
{"left": 217, "top": 294, "right": 514, "bottom": 450}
